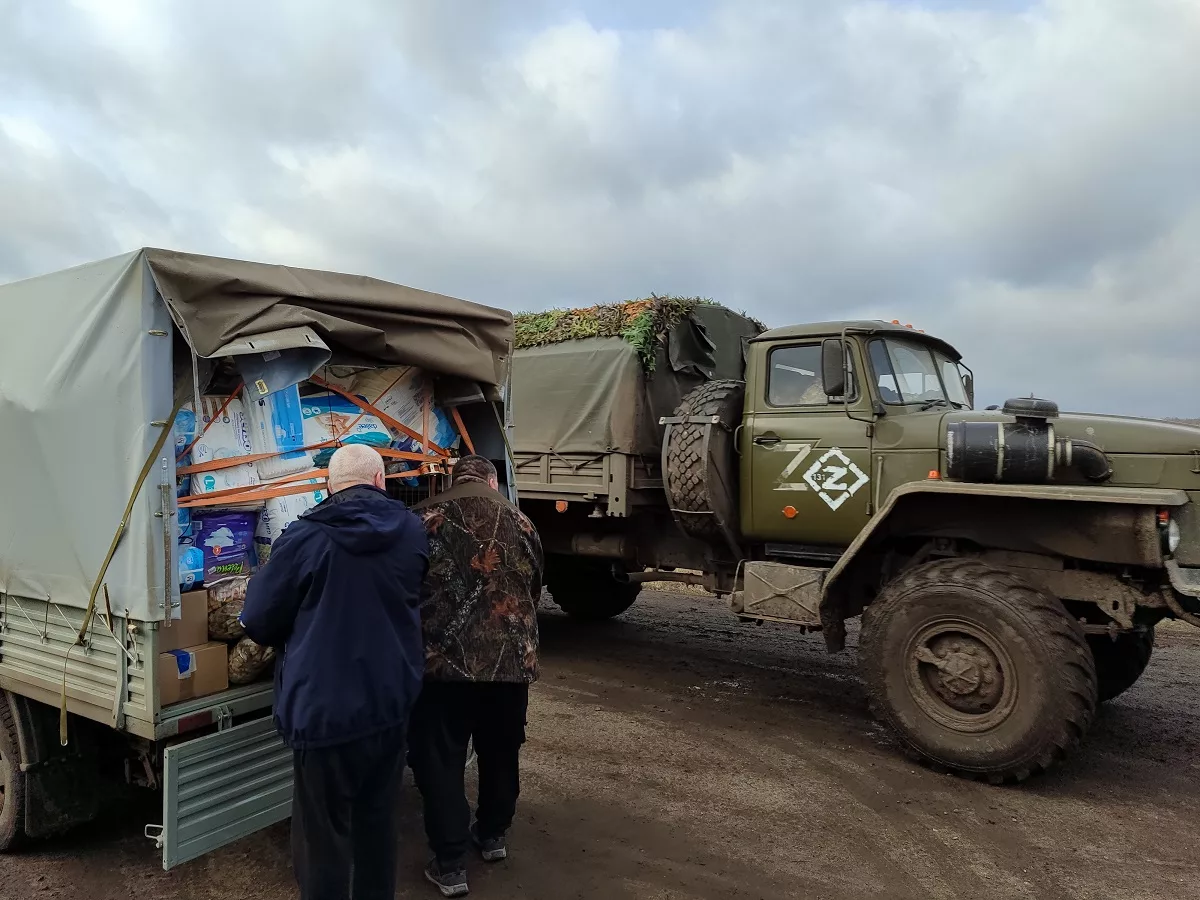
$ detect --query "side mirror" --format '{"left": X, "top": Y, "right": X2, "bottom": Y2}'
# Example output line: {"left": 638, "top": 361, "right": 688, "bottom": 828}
{"left": 962, "top": 371, "right": 975, "bottom": 408}
{"left": 821, "top": 339, "right": 846, "bottom": 399}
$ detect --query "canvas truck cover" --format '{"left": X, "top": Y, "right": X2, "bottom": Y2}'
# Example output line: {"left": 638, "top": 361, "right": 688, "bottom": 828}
{"left": 512, "top": 303, "right": 763, "bottom": 456}
{"left": 0, "top": 249, "right": 514, "bottom": 622}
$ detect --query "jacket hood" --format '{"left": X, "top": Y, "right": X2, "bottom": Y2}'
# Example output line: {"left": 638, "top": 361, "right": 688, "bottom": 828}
{"left": 302, "top": 485, "right": 414, "bottom": 554}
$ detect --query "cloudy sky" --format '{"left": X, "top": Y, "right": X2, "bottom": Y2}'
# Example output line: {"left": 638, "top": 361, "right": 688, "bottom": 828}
{"left": 2, "top": 0, "right": 1197, "bottom": 416}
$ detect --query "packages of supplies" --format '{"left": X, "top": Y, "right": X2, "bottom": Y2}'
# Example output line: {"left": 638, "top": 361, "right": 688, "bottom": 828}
{"left": 254, "top": 479, "right": 327, "bottom": 565}
{"left": 176, "top": 503, "right": 194, "bottom": 541}
{"left": 300, "top": 391, "right": 392, "bottom": 467}
{"left": 178, "top": 540, "right": 204, "bottom": 592}
{"left": 158, "top": 590, "right": 209, "bottom": 654}
{"left": 352, "top": 368, "right": 461, "bottom": 454}
{"left": 207, "top": 575, "right": 249, "bottom": 642}
{"left": 189, "top": 397, "right": 260, "bottom": 495}
{"left": 174, "top": 408, "right": 196, "bottom": 498}
{"left": 244, "top": 383, "right": 314, "bottom": 481}
{"left": 229, "top": 636, "right": 276, "bottom": 685}
{"left": 195, "top": 510, "right": 258, "bottom": 581}
{"left": 158, "top": 642, "right": 229, "bottom": 706}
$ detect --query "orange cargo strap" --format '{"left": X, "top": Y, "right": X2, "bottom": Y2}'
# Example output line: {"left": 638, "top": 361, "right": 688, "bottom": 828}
{"left": 449, "top": 406, "right": 475, "bottom": 455}
{"left": 308, "top": 374, "right": 449, "bottom": 457}
{"left": 180, "top": 461, "right": 437, "bottom": 509}
{"left": 177, "top": 382, "right": 244, "bottom": 462}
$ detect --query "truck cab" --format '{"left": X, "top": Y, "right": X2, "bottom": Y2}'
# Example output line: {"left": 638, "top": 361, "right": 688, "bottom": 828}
{"left": 739, "top": 320, "right": 969, "bottom": 548}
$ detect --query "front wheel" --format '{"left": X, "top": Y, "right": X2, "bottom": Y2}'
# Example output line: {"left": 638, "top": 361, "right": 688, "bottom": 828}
{"left": 545, "top": 556, "right": 641, "bottom": 621}
{"left": 859, "top": 558, "right": 1098, "bottom": 782}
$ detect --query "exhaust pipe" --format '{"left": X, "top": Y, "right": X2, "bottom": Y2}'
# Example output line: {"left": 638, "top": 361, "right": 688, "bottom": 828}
{"left": 946, "top": 398, "right": 1113, "bottom": 485}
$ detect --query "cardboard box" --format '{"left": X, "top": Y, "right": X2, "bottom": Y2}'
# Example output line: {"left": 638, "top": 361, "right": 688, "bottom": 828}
{"left": 157, "top": 642, "right": 230, "bottom": 707}
{"left": 157, "top": 590, "right": 209, "bottom": 653}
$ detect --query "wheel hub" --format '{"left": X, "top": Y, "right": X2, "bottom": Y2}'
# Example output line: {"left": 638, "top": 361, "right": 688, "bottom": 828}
{"left": 905, "top": 619, "right": 1017, "bottom": 732}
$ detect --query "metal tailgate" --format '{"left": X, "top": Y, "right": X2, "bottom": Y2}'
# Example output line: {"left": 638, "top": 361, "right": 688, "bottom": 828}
{"left": 157, "top": 716, "right": 292, "bottom": 870}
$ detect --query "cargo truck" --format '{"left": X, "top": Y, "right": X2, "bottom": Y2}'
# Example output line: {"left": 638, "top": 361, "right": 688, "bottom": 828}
{"left": 513, "top": 298, "right": 1200, "bottom": 781}
{"left": 0, "top": 249, "right": 515, "bottom": 864}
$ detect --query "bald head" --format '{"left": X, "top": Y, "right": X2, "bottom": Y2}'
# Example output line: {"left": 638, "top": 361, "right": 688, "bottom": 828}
{"left": 328, "top": 444, "right": 385, "bottom": 494}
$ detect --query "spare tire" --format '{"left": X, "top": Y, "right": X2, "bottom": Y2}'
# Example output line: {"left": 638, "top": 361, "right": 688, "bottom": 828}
{"left": 663, "top": 379, "right": 744, "bottom": 548}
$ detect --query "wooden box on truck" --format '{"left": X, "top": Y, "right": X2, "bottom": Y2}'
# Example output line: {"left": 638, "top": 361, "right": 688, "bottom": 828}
{"left": 0, "top": 248, "right": 514, "bottom": 867}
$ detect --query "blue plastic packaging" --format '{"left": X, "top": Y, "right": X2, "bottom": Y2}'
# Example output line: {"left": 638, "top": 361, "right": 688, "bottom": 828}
{"left": 178, "top": 543, "right": 204, "bottom": 591}
{"left": 195, "top": 510, "right": 258, "bottom": 581}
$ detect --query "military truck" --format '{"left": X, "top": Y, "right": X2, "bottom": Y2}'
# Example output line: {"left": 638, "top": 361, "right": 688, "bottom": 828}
{"left": 512, "top": 299, "right": 1200, "bottom": 781}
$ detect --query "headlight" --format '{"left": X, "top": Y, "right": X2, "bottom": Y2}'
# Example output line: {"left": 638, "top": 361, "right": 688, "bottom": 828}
{"left": 1159, "top": 510, "right": 1182, "bottom": 555}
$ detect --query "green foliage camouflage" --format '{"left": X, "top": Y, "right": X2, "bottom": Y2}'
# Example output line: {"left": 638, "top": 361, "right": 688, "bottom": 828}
{"left": 514, "top": 295, "right": 764, "bottom": 371}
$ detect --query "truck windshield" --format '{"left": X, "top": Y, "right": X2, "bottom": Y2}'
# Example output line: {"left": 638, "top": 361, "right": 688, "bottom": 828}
{"left": 868, "top": 338, "right": 970, "bottom": 408}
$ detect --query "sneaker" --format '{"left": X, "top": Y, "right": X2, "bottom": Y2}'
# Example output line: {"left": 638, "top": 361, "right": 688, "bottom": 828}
{"left": 471, "top": 824, "right": 507, "bottom": 862}
{"left": 425, "top": 860, "right": 469, "bottom": 897}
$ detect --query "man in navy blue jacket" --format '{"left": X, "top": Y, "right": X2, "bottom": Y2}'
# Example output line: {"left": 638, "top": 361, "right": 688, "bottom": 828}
{"left": 241, "top": 443, "right": 428, "bottom": 900}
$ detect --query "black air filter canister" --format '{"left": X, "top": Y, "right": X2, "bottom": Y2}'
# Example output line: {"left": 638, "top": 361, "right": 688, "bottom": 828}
{"left": 946, "top": 419, "right": 1057, "bottom": 483}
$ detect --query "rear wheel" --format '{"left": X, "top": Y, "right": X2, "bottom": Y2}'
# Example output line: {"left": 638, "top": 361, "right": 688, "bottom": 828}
{"left": 859, "top": 558, "right": 1097, "bottom": 782}
{"left": 546, "top": 556, "right": 641, "bottom": 621}
{"left": 0, "top": 694, "right": 27, "bottom": 850}
{"left": 1088, "top": 628, "right": 1154, "bottom": 703}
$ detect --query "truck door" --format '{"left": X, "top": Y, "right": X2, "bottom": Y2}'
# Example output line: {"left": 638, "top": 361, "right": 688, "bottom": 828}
{"left": 744, "top": 340, "right": 872, "bottom": 547}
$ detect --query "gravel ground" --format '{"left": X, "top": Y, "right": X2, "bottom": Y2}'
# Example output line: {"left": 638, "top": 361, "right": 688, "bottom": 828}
{"left": 2, "top": 590, "right": 1198, "bottom": 900}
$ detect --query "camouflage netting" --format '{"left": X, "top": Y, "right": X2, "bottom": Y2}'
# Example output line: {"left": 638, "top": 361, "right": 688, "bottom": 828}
{"left": 515, "top": 296, "right": 765, "bottom": 371}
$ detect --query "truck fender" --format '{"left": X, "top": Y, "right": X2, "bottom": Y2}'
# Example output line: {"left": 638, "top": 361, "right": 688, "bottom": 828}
{"left": 818, "top": 481, "right": 1188, "bottom": 651}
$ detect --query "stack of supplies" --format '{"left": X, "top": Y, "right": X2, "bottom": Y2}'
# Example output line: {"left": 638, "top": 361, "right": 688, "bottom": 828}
{"left": 165, "top": 364, "right": 473, "bottom": 694}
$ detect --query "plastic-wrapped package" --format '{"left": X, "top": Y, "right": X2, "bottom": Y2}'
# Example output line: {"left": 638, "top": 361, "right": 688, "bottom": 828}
{"left": 206, "top": 576, "right": 249, "bottom": 641}
{"left": 229, "top": 636, "right": 276, "bottom": 685}
{"left": 174, "top": 408, "right": 196, "bottom": 499}
{"left": 189, "top": 397, "right": 260, "bottom": 495}
{"left": 300, "top": 391, "right": 392, "bottom": 467}
{"left": 354, "top": 367, "right": 461, "bottom": 454}
{"left": 179, "top": 542, "right": 204, "bottom": 592}
{"left": 254, "top": 480, "right": 327, "bottom": 565}
{"left": 194, "top": 510, "right": 258, "bottom": 580}
{"left": 244, "top": 383, "right": 314, "bottom": 480}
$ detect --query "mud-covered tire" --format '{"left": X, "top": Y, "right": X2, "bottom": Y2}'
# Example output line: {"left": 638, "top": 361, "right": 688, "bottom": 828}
{"left": 663, "top": 380, "right": 744, "bottom": 546}
{"left": 0, "top": 694, "right": 26, "bottom": 851}
{"left": 545, "top": 556, "right": 641, "bottom": 621}
{"left": 859, "top": 558, "right": 1097, "bottom": 782}
{"left": 1088, "top": 628, "right": 1154, "bottom": 703}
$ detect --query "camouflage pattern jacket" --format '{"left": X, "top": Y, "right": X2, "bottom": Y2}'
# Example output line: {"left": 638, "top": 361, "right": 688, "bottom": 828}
{"left": 412, "top": 479, "right": 543, "bottom": 683}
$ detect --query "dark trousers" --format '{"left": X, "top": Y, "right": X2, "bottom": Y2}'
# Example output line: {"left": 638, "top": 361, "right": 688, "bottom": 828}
{"left": 291, "top": 726, "right": 406, "bottom": 900}
{"left": 408, "top": 681, "right": 529, "bottom": 869}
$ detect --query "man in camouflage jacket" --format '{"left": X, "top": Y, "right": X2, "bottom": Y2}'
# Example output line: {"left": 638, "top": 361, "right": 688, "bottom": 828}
{"left": 408, "top": 455, "right": 543, "bottom": 897}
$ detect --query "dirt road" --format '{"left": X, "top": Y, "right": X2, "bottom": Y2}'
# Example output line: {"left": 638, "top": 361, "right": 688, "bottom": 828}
{"left": 3, "top": 590, "right": 1198, "bottom": 899}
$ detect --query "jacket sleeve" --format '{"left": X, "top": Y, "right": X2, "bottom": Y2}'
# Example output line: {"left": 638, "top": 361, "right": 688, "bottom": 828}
{"left": 521, "top": 511, "right": 544, "bottom": 602}
{"left": 240, "top": 525, "right": 309, "bottom": 648}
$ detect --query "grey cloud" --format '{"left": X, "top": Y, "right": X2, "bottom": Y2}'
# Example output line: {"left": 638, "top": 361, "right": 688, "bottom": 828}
{"left": 0, "top": 0, "right": 1198, "bottom": 417}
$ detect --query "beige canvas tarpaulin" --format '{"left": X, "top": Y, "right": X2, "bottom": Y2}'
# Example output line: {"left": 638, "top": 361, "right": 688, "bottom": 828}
{"left": 512, "top": 304, "right": 763, "bottom": 457}
{"left": 0, "top": 249, "right": 514, "bottom": 622}
{"left": 144, "top": 248, "right": 513, "bottom": 386}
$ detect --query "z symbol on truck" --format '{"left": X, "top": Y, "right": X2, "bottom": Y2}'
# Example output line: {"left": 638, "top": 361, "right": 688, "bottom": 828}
{"left": 803, "top": 448, "right": 869, "bottom": 511}
{"left": 772, "top": 446, "right": 868, "bottom": 511}
{"left": 773, "top": 444, "right": 869, "bottom": 511}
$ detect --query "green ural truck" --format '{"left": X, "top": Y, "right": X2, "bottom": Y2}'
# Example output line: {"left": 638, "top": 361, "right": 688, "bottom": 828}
{"left": 512, "top": 298, "right": 1200, "bottom": 781}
